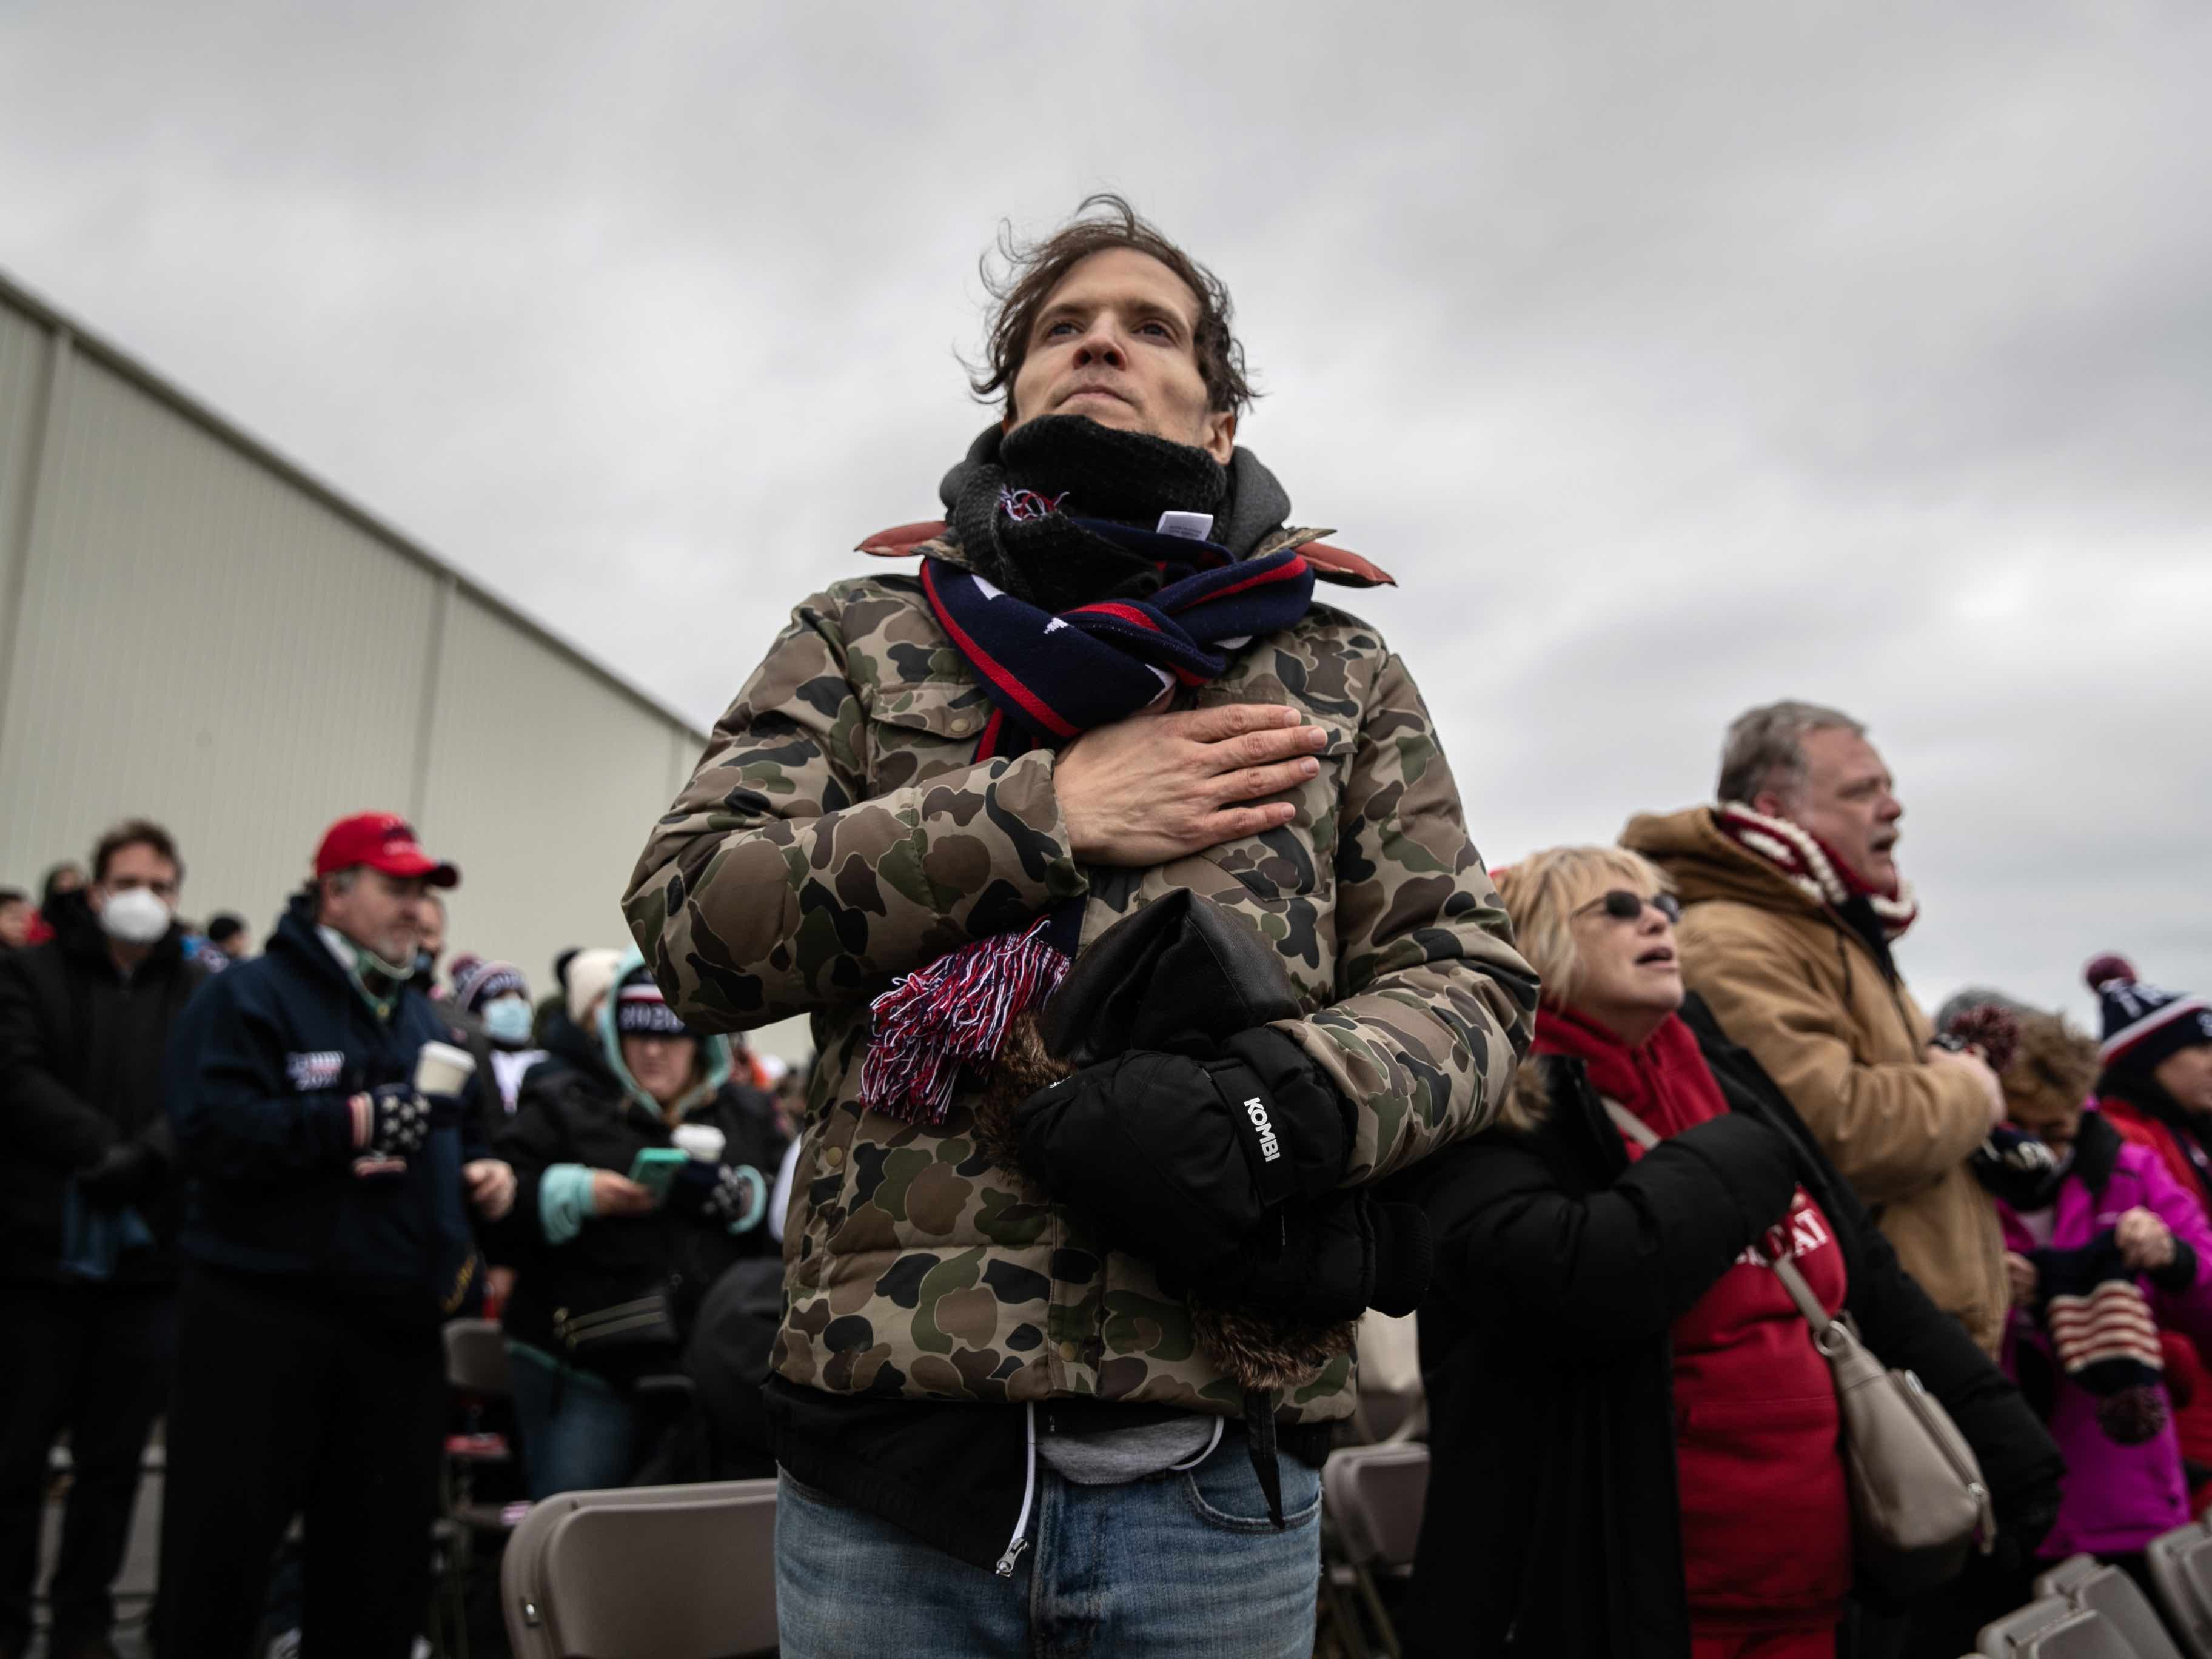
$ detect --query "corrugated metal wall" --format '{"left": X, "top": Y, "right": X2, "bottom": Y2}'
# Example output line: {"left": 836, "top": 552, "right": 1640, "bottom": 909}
{"left": 0, "top": 273, "right": 714, "bottom": 1014}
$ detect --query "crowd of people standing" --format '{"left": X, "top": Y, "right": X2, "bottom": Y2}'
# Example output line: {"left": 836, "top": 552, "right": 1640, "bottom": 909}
{"left": 0, "top": 813, "right": 794, "bottom": 1658}
{"left": 5, "top": 193, "right": 2210, "bottom": 1659}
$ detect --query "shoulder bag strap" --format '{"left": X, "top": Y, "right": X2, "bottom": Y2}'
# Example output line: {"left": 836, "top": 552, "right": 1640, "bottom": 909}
{"left": 1600, "top": 1096, "right": 1659, "bottom": 1149}
{"left": 1603, "top": 1097, "right": 1835, "bottom": 1336}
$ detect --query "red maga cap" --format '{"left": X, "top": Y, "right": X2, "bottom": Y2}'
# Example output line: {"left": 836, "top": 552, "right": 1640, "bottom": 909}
{"left": 313, "top": 812, "right": 459, "bottom": 888}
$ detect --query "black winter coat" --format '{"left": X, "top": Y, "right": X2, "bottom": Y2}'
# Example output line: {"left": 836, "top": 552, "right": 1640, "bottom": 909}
{"left": 1396, "top": 996, "right": 2062, "bottom": 1658}
{"left": 489, "top": 1026, "right": 786, "bottom": 1384}
{"left": 165, "top": 894, "right": 485, "bottom": 1325}
{"left": 0, "top": 893, "right": 205, "bottom": 1282}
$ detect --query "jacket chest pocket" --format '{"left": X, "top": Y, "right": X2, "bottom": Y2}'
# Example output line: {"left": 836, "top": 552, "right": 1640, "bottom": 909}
{"left": 865, "top": 681, "right": 995, "bottom": 791}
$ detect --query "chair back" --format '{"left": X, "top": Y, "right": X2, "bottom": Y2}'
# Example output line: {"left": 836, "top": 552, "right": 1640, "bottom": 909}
{"left": 1322, "top": 1443, "right": 1429, "bottom": 1571}
{"left": 444, "top": 1318, "right": 512, "bottom": 1396}
{"left": 503, "top": 1478, "right": 777, "bottom": 1659}
{"left": 2050, "top": 1563, "right": 2186, "bottom": 1659}
{"left": 1979, "top": 1595, "right": 2082, "bottom": 1655}
{"left": 2147, "top": 1520, "right": 2212, "bottom": 1659}
{"left": 2035, "top": 1555, "right": 2102, "bottom": 1600}
{"left": 2018, "top": 1607, "right": 2143, "bottom": 1657}
{"left": 1352, "top": 1310, "right": 1423, "bottom": 1443}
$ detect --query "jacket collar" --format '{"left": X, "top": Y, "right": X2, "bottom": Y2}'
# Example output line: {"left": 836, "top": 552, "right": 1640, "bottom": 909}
{"left": 269, "top": 893, "right": 370, "bottom": 1000}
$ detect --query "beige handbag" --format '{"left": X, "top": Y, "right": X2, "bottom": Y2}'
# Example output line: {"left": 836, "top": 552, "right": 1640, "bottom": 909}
{"left": 1603, "top": 1100, "right": 1995, "bottom": 1598}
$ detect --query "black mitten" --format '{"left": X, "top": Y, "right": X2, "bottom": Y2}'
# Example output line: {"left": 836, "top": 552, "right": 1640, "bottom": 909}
{"left": 361, "top": 1084, "right": 432, "bottom": 1157}
{"left": 1185, "top": 1191, "right": 1433, "bottom": 1325}
{"left": 671, "top": 1159, "right": 769, "bottom": 1234}
{"left": 77, "top": 1130, "right": 170, "bottom": 1206}
{"left": 1014, "top": 1027, "right": 1351, "bottom": 1275}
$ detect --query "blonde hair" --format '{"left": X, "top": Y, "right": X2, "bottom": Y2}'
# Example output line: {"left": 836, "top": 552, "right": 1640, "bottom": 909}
{"left": 1493, "top": 845, "right": 1675, "bottom": 1010}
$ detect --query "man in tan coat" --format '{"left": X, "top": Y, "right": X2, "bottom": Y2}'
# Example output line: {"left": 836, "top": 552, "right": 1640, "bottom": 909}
{"left": 1623, "top": 700, "right": 2011, "bottom": 1352}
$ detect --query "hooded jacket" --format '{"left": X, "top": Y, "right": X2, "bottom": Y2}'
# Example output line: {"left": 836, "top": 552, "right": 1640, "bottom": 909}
{"left": 1623, "top": 805, "right": 2008, "bottom": 1352}
{"left": 622, "top": 441, "right": 1535, "bottom": 1427}
{"left": 165, "top": 892, "right": 482, "bottom": 1326}
{"left": 0, "top": 891, "right": 204, "bottom": 1283}
{"left": 1397, "top": 995, "right": 2060, "bottom": 1658}
{"left": 1994, "top": 1109, "right": 2212, "bottom": 1560}
{"left": 489, "top": 956, "right": 788, "bottom": 1375}
{"left": 623, "top": 440, "right": 1535, "bottom": 1570}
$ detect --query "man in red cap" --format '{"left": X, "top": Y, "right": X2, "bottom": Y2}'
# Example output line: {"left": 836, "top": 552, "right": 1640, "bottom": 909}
{"left": 159, "top": 812, "right": 514, "bottom": 1659}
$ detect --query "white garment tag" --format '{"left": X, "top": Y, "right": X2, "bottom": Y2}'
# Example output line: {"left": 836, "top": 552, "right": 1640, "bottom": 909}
{"left": 1155, "top": 511, "right": 1215, "bottom": 540}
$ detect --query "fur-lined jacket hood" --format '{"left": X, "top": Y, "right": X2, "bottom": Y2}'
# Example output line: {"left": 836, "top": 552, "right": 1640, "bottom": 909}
{"left": 1496, "top": 1053, "right": 1563, "bottom": 1137}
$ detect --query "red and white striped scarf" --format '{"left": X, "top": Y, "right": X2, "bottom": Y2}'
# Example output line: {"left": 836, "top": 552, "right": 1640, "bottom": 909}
{"left": 1714, "top": 803, "right": 1920, "bottom": 942}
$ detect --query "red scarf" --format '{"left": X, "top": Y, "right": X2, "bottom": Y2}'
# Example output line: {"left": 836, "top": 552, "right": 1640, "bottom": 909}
{"left": 1533, "top": 1005, "right": 1729, "bottom": 1142}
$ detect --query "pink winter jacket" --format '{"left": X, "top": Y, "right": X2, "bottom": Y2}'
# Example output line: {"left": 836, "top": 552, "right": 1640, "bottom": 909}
{"left": 1997, "top": 1112, "right": 2212, "bottom": 1560}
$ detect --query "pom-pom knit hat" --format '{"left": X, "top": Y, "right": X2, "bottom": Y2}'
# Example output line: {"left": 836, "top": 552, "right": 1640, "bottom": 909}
{"left": 2086, "top": 954, "right": 2212, "bottom": 1076}
{"left": 452, "top": 956, "right": 528, "bottom": 1014}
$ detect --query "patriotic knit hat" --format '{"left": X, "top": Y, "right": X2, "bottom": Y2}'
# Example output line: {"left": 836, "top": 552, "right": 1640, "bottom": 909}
{"left": 451, "top": 955, "right": 528, "bottom": 1015}
{"left": 614, "top": 967, "right": 694, "bottom": 1039}
{"left": 2085, "top": 954, "right": 2212, "bottom": 1078}
{"left": 2032, "top": 1232, "right": 2169, "bottom": 1444}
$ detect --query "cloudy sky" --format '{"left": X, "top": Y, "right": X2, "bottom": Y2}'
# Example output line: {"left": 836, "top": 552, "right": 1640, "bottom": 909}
{"left": 4, "top": 1, "right": 2207, "bottom": 1027}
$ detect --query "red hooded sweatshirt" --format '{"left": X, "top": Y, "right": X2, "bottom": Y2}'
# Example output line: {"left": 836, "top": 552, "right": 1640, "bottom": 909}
{"left": 1536, "top": 1007, "right": 1854, "bottom": 1629}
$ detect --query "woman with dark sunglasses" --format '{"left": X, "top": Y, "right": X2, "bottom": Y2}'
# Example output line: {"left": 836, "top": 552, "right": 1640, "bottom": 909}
{"left": 1394, "top": 846, "right": 2059, "bottom": 1659}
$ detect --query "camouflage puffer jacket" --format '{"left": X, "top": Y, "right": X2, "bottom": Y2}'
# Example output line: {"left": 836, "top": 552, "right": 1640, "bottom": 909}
{"left": 625, "top": 529, "right": 1536, "bottom": 1427}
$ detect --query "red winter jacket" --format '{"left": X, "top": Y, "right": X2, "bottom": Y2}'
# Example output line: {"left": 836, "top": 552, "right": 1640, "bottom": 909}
{"left": 2100, "top": 1094, "right": 2212, "bottom": 1510}
{"left": 1537, "top": 1010, "right": 1852, "bottom": 1627}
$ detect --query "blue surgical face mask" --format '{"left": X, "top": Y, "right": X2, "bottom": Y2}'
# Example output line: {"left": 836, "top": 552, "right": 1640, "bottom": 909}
{"left": 481, "top": 996, "right": 535, "bottom": 1048}
{"left": 480, "top": 995, "right": 535, "bottom": 1044}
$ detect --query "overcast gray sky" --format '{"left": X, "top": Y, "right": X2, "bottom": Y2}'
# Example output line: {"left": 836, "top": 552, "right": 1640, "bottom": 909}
{"left": 4, "top": 0, "right": 2207, "bottom": 1028}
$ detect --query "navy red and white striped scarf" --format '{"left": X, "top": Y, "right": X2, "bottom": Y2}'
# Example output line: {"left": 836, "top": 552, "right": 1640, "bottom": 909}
{"left": 923, "top": 531, "right": 1316, "bottom": 762}
{"left": 1713, "top": 802, "right": 1920, "bottom": 942}
{"left": 860, "top": 527, "right": 1318, "bottom": 1124}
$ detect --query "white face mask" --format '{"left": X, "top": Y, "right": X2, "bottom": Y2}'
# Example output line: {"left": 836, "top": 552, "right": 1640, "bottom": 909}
{"left": 98, "top": 886, "right": 172, "bottom": 945}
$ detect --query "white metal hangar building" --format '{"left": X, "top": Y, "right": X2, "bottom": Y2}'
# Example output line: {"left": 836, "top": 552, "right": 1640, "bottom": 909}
{"left": 0, "top": 267, "right": 712, "bottom": 995}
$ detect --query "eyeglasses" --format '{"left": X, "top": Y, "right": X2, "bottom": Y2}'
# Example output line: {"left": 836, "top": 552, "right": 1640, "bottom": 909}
{"left": 1572, "top": 890, "right": 1681, "bottom": 925}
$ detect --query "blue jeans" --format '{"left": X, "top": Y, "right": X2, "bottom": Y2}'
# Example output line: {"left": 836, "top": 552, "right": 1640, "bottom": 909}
{"left": 506, "top": 1344, "right": 641, "bottom": 1500}
{"left": 775, "top": 1435, "right": 1322, "bottom": 1658}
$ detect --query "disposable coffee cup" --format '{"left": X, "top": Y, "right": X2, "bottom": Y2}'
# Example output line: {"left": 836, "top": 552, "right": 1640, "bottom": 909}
{"left": 413, "top": 1040, "right": 477, "bottom": 1098}
{"left": 672, "top": 1124, "right": 726, "bottom": 1163}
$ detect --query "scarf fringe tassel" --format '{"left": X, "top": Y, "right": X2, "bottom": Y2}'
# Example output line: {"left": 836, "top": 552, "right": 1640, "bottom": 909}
{"left": 860, "top": 917, "right": 1071, "bottom": 1126}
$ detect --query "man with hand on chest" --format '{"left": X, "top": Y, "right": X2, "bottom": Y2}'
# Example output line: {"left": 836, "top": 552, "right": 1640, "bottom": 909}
{"left": 626, "top": 195, "right": 1536, "bottom": 1657}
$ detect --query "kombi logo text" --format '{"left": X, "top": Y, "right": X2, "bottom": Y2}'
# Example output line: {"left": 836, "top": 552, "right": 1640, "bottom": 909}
{"left": 1244, "top": 1096, "right": 1281, "bottom": 1163}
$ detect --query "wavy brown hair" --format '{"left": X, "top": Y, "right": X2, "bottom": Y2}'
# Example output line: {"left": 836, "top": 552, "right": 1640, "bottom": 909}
{"left": 968, "top": 193, "right": 1255, "bottom": 419}
{"left": 2002, "top": 1012, "right": 2101, "bottom": 1121}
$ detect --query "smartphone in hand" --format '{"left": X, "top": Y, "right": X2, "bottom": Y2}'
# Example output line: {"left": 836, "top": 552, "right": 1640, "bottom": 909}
{"left": 627, "top": 1147, "right": 689, "bottom": 1203}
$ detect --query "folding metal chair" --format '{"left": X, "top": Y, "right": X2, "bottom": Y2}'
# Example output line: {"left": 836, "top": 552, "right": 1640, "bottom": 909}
{"left": 1317, "top": 1441, "right": 1428, "bottom": 1659}
{"left": 502, "top": 1477, "right": 778, "bottom": 1659}
{"left": 1981, "top": 1596, "right": 2086, "bottom": 1655}
{"left": 435, "top": 1319, "right": 519, "bottom": 1658}
{"left": 1349, "top": 1310, "right": 1425, "bottom": 1446}
{"left": 2148, "top": 1521, "right": 2212, "bottom": 1659}
{"left": 2018, "top": 1608, "right": 2143, "bottom": 1657}
{"left": 2034, "top": 1555, "right": 2185, "bottom": 1659}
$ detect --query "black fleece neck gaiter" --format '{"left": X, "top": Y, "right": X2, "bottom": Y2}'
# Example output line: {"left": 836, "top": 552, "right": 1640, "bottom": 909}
{"left": 949, "top": 415, "right": 1228, "bottom": 612}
